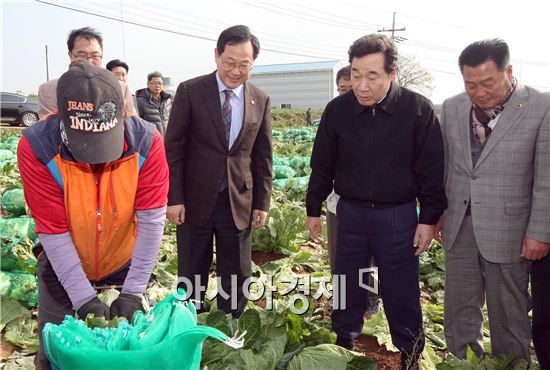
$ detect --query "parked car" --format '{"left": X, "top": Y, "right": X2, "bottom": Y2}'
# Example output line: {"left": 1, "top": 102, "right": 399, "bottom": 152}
{"left": 0, "top": 92, "right": 39, "bottom": 127}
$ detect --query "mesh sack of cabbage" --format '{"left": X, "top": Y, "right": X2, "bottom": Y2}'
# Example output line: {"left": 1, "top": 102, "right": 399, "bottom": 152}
{"left": 1, "top": 235, "right": 36, "bottom": 274}
{"left": 43, "top": 292, "right": 245, "bottom": 370}
{"left": 1, "top": 189, "right": 27, "bottom": 216}
{"left": 272, "top": 165, "right": 295, "bottom": 180}
{"left": 289, "top": 156, "right": 311, "bottom": 176}
{"left": 0, "top": 217, "right": 37, "bottom": 241}
{"left": 0, "top": 270, "right": 38, "bottom": 308}
{"left": 0, "top": 148, "right": 15, "bottom": 161}
{"left": 273, "top": 176, "right": 310, "bottom": 192}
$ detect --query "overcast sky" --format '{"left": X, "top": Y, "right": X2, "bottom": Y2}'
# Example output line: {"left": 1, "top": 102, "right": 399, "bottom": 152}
{"left": 2, "top": 0, "right": 549, "bottom": 103}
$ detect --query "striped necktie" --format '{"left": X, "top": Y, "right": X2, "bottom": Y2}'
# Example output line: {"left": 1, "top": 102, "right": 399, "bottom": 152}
{"left": 222, "top": 89, "right": 233, "bottom": 145}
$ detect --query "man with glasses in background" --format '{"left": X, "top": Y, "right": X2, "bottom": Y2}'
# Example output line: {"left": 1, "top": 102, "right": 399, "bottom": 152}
{"left": 37, "top": 27, "right": 136, "bottom": 119}
{"left": 136, "top": 71, "right": 172, "bottom": 137}
{"left": 165, "top": 25, "right": 272, "bottom": 318}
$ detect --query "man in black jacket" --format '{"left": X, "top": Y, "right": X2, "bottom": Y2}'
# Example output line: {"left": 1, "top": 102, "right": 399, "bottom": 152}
{"left": 136, "top": 71, "right": 172, "bottom": 137}
{"left": 306, "top": 34, "right": 446, "bottom": 369}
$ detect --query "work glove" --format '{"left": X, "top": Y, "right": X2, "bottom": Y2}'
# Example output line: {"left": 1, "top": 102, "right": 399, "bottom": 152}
{"left": 110, "top": 293, "right": 144, "bottom": 321}
{"left": 77, "top": 297, "right": 111, "bottom": 319}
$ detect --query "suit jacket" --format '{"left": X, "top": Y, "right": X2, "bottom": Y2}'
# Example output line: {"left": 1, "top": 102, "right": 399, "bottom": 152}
{"left": 440, "top": 84, "right": 550, "bottom": 263}
{"left": 165, "top": 72, "right": 272, "bottom": 230}
{"left": 37, "top": 78, "right": 136, "bottom": 119}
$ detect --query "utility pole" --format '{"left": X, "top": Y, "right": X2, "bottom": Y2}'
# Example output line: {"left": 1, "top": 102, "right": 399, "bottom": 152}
{"left": 45, "top": 45, "right": 50, "bottom": 81}
{"left": 377, "top": 12, "right": 407, "bottom": 42}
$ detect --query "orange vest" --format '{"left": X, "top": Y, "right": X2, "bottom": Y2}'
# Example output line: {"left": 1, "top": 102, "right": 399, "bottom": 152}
{"left": 53, "top": 153, "right": 140, "bottom": 281}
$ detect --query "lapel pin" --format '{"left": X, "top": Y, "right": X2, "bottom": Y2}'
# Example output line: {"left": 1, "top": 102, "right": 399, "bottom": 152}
{"left": 516, "top": 103, "right": 523, "bottom": 109}
{"left": 251, "top": 100, "right": 255, "bottom": 105}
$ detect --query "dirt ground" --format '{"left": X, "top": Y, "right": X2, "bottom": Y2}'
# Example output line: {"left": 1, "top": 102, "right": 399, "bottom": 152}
{"left": 0, "top": 338, "right": 19, "bottom": 358}
{"left": 251, "top": 250, "right": 403, "bottom": 370}
{"left": 251, "top": 250, "right": 288, "bottom": 266}
{"left": 355, "top": 334, "right": 402, "bottom": 370}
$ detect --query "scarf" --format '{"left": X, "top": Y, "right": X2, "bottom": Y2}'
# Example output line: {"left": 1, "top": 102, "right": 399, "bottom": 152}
{"left": 471, "top": 78, "right": 516, "bottom": 144}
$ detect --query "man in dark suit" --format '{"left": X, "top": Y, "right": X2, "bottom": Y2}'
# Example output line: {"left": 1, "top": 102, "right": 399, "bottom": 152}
{"left": 165, "top": 25, "right": 272, "bottom": 317}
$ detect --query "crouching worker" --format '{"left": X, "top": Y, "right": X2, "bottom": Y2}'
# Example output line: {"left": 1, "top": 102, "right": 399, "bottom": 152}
{"left": 17, "top": 62, "right": 169, "bottom": 370}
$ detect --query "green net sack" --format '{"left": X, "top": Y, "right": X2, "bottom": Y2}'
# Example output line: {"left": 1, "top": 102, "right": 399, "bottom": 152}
{"left": 289, "top": 156, "right": 311, "bottom": 176}
{"left": 0, "top": 271, "right": 38, "bottom": 308}
{"left": 2, "top": 189, "right": 27, "bottom": 216}
{"left": 273, "top": 178, "right": 292, "bottom": 190}
{"left": 0, "top": 143, "right": 17, "bottom": 152}
{"left": 272, "top": 165, "right": 295, "bottom": 180}
{"left": 290, "top": 176, "right": 310, "bottom": 193}
{"left": 273, "top": 177, "right": 310, "bottom": 192}
{"left": 272, "top": 156, "right": 290, "bottom": 166}
{"left": 4, "top": 135, "right": 21, "bottom": 144}
{"left": 283, "top": 127, "right": 315, "bottom": 143}
{"left": 43, "top": 292, "right": 244, "bottom": 370}
{"left": 0, "top": 217, "right": 37, "bottom": 240}
{"left": 5, "top": 140, "right": 19, "bottom": 155}
{"left": 1, "top": 236, "right": 36, "bottom": 273}
{"left": 0, "top": 149, "right": 15, "bottom": 162}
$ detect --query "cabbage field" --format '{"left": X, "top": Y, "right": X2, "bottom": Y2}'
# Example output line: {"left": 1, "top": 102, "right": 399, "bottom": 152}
{"left": 0, "top": 110, "right": 538, "bottom": 369}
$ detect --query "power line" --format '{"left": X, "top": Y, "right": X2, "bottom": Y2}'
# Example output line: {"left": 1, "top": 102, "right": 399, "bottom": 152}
{"left": 335, "top": 2, "right": 549, "bottom": 67}
{"left": 403, "top": 39, "right": 550, "bottom": 67}
{"left": 34, "top": 0, "right": 337, "bottom": 60}
{"left": 27, "top": 0, "right": 463, "bottom": 79}
{"left": 35, "top": 1, "right": 217, "bottom": 42}
{"left": 33, "top": 0, "right": 550, "bottom": 74}
{"left": 120, "top": 3, "right": 346, "bottom": 57}
{"left": 396, "top": 11, "right": 469, "bottom": 30}
{"left": 339, "top": 2, "right": 469, "bottom": 31}
{"left": 149, "top": 2, "right": 349, "bottom": 53}
{"left": 279, "top": 1, "right": 382, "bottom": 30}
{"left": 240, "top": 0, "right": 368, "bottom": 32}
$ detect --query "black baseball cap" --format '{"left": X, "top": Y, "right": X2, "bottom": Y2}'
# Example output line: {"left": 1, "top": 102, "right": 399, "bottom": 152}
{"left": 57, "top": 61, "right": 125, "bottom": 164}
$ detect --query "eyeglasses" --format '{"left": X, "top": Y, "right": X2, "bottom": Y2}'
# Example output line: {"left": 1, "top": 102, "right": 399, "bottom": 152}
{"left": 219, "top": 55, "right": 253, "bottom": 72}
{"left": 148, "top": 81, "right": 163, "bottom": 86}
{"left": 71, "top": 52, "right": 103, "bottom": 62}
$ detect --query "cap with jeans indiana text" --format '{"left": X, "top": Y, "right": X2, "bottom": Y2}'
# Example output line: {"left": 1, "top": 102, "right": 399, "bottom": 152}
{"left": 57, "top": 61, "right": 125, "bottom": 164}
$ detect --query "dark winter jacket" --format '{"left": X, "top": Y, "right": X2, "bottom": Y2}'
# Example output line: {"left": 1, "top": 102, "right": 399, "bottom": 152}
{"left": 135, "top": 88, "right": 172, "bottom": 137}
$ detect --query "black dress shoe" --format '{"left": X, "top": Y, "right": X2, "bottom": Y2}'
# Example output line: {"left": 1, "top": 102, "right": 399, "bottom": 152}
{"left": 336, "top": 336, "right": 355, "bottom": 350}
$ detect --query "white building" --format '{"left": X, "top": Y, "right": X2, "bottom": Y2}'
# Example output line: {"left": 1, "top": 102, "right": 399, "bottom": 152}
{"left": 249, "top": 60, "right": 347, "bottom": 109}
